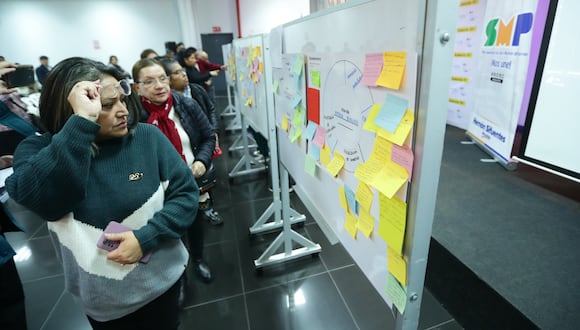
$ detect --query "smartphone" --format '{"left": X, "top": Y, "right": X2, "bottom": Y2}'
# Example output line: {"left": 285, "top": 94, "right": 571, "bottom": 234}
{"left": 4, "top": 65, "right": 35, "bottom": 88}
{"left": 96, "top": 221, "right": 152, "bottom": 263}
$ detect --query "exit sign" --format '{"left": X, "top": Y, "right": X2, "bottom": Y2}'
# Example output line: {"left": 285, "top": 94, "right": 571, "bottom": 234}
{"left": 212, "top": 26, "right": 222, "bottom": 32}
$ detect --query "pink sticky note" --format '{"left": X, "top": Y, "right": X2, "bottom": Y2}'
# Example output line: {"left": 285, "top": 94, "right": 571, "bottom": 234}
{"left": 391, "top": 144, "right": 414, "bottom": 181}
{"left": 312, "top": 125, "right": 326, "bottom": 148}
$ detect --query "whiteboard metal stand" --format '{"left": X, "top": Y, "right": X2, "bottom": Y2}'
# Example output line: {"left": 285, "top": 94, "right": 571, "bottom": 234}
{"left": 249, "top": 124, "right": 305, "bottom": 235}
{"left": 253, "top": 34, "right": 317, "bottom": 266}
{"left": 228, "top": 132, "right": 257, "bottom": 153}
{"left": 394, "top": 1, "right": 459, "bottom": 329}
{"left": 220, "top": 84, "right": 237, "bottom": 118}
{"left": 224, "top": 86, "right": 242, "bottom": 133}
{"left": 228, "top": 113, "right": 266, "bottom": 179}
{"left": 226, "top": 87, "right": 257, "bottom": 153}
{"left": 224, "top": 105, "right": 242, "bottom": 132}
{"left": 254, "top": 165, "right": 321, "bottom": 268}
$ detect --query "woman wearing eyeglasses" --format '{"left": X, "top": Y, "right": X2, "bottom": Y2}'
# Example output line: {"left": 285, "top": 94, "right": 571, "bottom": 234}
{"left": 131, "top": 58, "right": 216, "bottom": 284}
{"left": 158, "top": 58, "right": 224, "bottom": 225}
{"left": 6, "top": 57, "right": 198, "bottom": 330}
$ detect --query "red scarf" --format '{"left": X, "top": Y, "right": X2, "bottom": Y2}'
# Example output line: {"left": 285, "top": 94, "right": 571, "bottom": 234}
{"left": 141, "top": 93, "right": 186, "bottom": 162}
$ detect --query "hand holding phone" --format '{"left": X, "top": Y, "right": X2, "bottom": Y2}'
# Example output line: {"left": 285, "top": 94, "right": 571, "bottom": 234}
{"left": 97, "top": 221, "right": 152, "bottom": 263}
{"left": 3, "top": 65, "right": 35, "bottom": 88}
{"left": 0, "top": 61, "right": 17, "bottom": 78}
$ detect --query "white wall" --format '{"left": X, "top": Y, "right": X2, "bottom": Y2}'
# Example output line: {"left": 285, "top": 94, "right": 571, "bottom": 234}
{"left": 192, "top": 0, "right": 238, "bottom": 36}
{"left": 0, "top": 0, "right": 182, "bottom": 74}
{"left": 0, "top": 0, "right": 309, "bottom": 73}
{"left": 238, "top": 0, "right": 310, "bottom": 37}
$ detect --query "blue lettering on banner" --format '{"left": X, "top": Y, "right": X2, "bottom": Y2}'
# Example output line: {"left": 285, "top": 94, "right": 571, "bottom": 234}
{"left": 472, "top": 117, "right": 486, "bottom": 129}
{"left": 485, "top": 124, "right": 506, "bottom": 143}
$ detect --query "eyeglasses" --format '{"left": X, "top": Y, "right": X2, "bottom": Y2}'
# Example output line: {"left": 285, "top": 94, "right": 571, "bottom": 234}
{"left": 100, "top": 79, "right": 131, "bottom": 99}
{"left": 171, "top": 69, "right": 186, "bottom": 76}
{"left": 137, "top": 76, "right": 169, "bottom": 88}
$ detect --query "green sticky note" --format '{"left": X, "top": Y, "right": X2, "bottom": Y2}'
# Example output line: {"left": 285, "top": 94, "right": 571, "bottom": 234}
{"left": 273, "top": 79, "right": 280, "bottom": 93}
{"left": 385, "top": 273, "right": 407, "bottom": 314}
{"left": 305, "top": 155, "right": 317, "bottom": 177}
{"left": 289, "top": 126, "right": 302, "bottom": 143}
{"left": 293, "top": 108, "right": 304, "bottom": 127}
{"left": 311, "top": 70, "right": 321, "bottom": 87}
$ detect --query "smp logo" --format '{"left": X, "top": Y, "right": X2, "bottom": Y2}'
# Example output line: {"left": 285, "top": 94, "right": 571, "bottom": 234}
{"left": 484, "top": 12, "right": 533, "bottom": 47}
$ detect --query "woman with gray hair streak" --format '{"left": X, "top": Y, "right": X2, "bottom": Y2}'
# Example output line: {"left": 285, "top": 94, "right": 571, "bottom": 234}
{"left": 6, "top": 57, "right": 197, "bottom": 329}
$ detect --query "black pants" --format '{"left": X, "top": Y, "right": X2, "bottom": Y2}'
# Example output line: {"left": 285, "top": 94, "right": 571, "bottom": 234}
{"left": 87, "top": 275, "right": 183, "bottom": 330}
{"left": 186, "top": 210, "right": 204, "bottom": 261}
{"left": 248, "top": 126, "right": 269, "bottom": 158}
{"left": 0, "top": 256, "right": 27, "bottom": 330}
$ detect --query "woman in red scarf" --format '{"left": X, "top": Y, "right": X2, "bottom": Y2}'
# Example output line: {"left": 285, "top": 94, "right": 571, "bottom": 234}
{"left": 132, "top": 59, "right": 216, "bottom": 284}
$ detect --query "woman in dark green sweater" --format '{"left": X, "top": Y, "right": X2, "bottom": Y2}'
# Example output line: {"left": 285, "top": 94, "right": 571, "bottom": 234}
{"left": 6, "top": 57, "right": 198, "bottom": 330}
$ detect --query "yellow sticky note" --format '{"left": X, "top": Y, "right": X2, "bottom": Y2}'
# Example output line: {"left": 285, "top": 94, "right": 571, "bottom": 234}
{"left": 259, "top": 61, "right": 263, "bottom": 73}
{"left": 370, "top": 160, "right": 408, "bottom": 199}
{"left": 242, "top": 88, "right": 247, "bottom": 97}
{"left": 311, "top": 70, "right": 321, "bottom": 87}
{"left": 255, "top": 46, "right": 262, "bottom": 57}
{"left": 338, "top": 186, "right": 348, "bottom": 211}
{"left": 372, "top": 136, "right": 393, "bottom": 163}
{"left": 363, "top": 104, "right": 382, "bottom": 133}
{"left": 354, "top": 156, "right": 383, "bottom": 186}
{"left": 378, "top": 194, "right": 407, "bottom": 254}
{"left": 320, "top": 144, "right": 331, "bottom": 166}
{"left": 387, "top": 246, "right": 407, "bottom": 285}
{"left": 376, "top": 51, "right": 406, "bottom": 90}
{"left": 357, "top": 208, "right": 375, "bottom": 238}
{"left": 245, "top": 96, "right": 253, "bottom": 107}
{"left": 305, "top": 154, "right": 317, "bottom": 177}
{"left": 281, "top": 115, "right": 289, "bottom": 131}
{"left": 355, "top": 182, "right": 373, "bottom": 213}
{"left": 344, "top": 211, "right": 358, "bottom": 239}
{"left": 377, "top": 110, "right": 414, "bottom": 146}
{"left": 326, "top": 151, "right": 345, "bottom": 177}
{"left": 385, "top": 273, "right": 407, "bottom": 313}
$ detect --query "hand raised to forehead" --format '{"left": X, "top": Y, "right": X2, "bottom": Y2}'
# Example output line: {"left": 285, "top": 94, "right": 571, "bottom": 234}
{"left": 68, "top": 80, "right": 102, "bottom": 122}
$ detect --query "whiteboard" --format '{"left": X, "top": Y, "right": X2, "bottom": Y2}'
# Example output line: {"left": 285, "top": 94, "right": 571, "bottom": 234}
{"left": 278, "top": 0, "right": 422, "bottom": 311}
{"left": 272, "top": 54, "right": 307, "bottom": 130}
{"left": 518, "top": 0, "right": 580, "bottom": 181}
{"left": 221, "top": 43, "right": 235, "bottom": 87}
{"left": 232, "top": 34, "right": 270, "bottom": 137}
{"left": 273, "top": 0, "right": 458, "bottom": 327}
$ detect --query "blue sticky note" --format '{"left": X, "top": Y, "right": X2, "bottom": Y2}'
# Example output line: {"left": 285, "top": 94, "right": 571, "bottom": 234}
{"left": 290, "top": 94, "right": 302, "bottom": 109}
{"left": 344, "top": 185, "right": 358, "bottom": 215}
{"left": 374, "top": 93, "right": 408, "bottom": 134}
{"left": 304, "top": 121, "right": 317, "bottom": 141}
{"left": 294, "top": 74, "right": 302, "bottom": 90}
{"left": 292, "top": 55, "right": 304, "bottom": 75}
{"left": 308, "top": 143, "right": 320, "bottom": 161}
{"left": 326, "top": 134, "right": 338, "bottom": 151}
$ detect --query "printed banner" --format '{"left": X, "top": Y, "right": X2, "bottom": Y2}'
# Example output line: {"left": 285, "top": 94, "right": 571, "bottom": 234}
{"left": 447, "top": 0, "right": 487, "bottom": 129}
{"left": 466, "top": 0, "right": 537, "bottom": 163}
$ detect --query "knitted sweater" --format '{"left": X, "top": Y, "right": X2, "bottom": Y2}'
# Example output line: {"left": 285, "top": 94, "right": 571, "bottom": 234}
{"left": 6, "top": 115, "right": 198, "bottom": 321}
